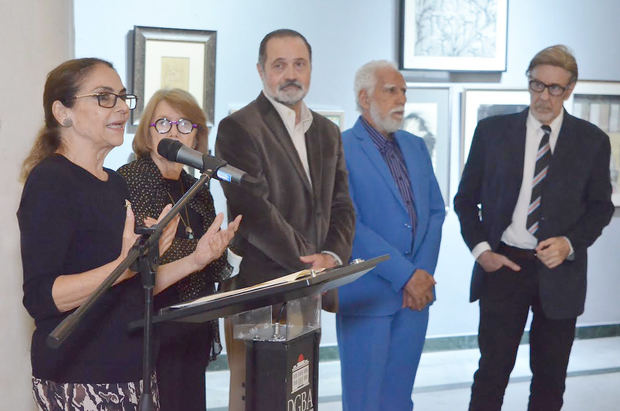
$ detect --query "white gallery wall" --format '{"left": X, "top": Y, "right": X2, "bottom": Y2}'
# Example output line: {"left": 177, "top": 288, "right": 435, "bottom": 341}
{"left": 0, "top": 0, "right": 73, "bottom": 407}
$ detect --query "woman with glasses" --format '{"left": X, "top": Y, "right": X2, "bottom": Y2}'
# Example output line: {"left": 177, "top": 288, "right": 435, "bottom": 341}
{"left": 18, "top": 58, "right": 240, "bottom": 410}
{"left": 118, "top": 88, "right": 240, "bottom": 410}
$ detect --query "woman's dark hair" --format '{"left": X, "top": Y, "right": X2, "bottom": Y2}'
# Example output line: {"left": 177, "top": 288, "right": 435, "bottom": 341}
{"left": 20, "top": 58, "right": 114, "bottom": 181}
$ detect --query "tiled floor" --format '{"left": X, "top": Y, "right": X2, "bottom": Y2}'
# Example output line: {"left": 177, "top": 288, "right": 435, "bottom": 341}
{"left": 206, "top": 336, "right": 620, "bottom": 410}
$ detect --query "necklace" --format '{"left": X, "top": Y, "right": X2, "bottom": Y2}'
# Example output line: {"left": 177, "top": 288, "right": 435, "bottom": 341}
{"left": 166, "top": 178, "right": 194, "bottom": 239}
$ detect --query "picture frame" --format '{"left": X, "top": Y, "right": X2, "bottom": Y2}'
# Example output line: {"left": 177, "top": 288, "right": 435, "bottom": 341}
{"left": 315, "top": 110, "right": 345, "bottom": 130}
{"left": 132, "top": 26, "right": 216, "bottom": 130}
{"left": 461, "top": 89, "right": 530, "bottom": 170}
{"left": 567, "top": 81, "right": 620, "bottom": 206}
{"left": 399, "top": 0, "right": 508, "bottom": 72}
{"left": 404, "top": 85, "right": 451, "bottom": 204}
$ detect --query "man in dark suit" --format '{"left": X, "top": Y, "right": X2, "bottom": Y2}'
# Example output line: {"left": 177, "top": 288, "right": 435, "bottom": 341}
{"left": 454, "top": 45, "right": 614, "bottom": 411}
{"left": 215, "top": 28, "right": 355, "bottom": 410}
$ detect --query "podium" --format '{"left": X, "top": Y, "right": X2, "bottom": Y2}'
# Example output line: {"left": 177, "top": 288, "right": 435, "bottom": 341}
{"left": 139, "top": 255, "right": 388, "bottom": 410}
{"left": 231, "top": 294, "right": 321, "bottom": 410}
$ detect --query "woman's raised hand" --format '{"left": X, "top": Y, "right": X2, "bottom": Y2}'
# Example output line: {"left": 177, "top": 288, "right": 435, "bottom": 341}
{"left": 120, "top": 203, "right": 139, "bottom": 259}
{"left": 117, "top": 203, "right": 140, "bottom": 282}
{"left": 192, "top": 213, "right": 242, "bottom": 268}
{"left": 143, "top": 204, "right": 180, "bottom": 256}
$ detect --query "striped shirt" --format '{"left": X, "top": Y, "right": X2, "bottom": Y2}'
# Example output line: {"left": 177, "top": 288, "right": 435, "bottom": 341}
{"left": 360, "top": 117, "right": 417, "bottom": 233}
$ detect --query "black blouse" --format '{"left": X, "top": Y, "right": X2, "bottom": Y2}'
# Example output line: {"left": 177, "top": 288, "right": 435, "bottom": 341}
{"left": 117, "top": 156, "right": 231, "bottom": 309}
{"left": 18, "top": 154, "right": 144, "bottom": 383}
{"left": 117, "top": 157, "right": 231, "bottom": 359}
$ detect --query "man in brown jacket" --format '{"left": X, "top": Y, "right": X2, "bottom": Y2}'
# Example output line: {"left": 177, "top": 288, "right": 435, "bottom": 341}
{"left": 215, "top": 28, "right": 355, "bottom": 410}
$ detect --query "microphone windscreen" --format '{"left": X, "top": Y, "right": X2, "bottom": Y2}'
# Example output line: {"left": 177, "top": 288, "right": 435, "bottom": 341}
{"left": 157, "top": 138, "right": 183, "bottom": 161}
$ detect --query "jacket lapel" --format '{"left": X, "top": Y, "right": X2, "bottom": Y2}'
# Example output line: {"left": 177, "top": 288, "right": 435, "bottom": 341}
{"left": 503, "top": 110, "right": 528, "bottom": 208}
{"left": 540, "top": 110, "right": 581, "bottom": 222}
{"left": 395, "top": 132, "right": 425, "bottom": 213}
{"left": 306, "top": 118, "right": 323, "bottom": 198}
{"left": 353, "top": 119, "right": 408, "bottom": 212}
{"left": 546, "top": 110, "right": 575, "bottom": 184}
{"left": 257, "top": 93, "right": 312, "bottom": 192}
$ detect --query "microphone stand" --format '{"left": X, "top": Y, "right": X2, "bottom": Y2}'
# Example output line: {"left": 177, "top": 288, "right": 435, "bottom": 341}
{"left": 48, "top": 171, "right": 214, "bottom": 411}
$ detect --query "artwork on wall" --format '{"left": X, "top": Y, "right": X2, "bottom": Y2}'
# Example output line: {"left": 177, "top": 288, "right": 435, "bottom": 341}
{"left": 132, "top": 26, "right": 216, "bottom": 137}
{"left": 404, "top": 85, "right": 451, "bottom": 204}
{"left": 315, "top": 110, "right": 345, "bottom": 130}
{"left": 568, "top": 81, "right": 620, "bottom": 205}
{"left": 461, "top": 89, "right": 530, "bottom": 170}
{"left": 399, "top": 0, "right": 508, "bottom": 71}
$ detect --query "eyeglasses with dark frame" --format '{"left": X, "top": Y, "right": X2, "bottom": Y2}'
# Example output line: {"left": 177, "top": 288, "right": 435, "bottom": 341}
{"left": 73, "top": 92, "right": 138, "bottom": 110}
{"left": 528, "top": 79, "right": 571, "bottom": 97}
{"left": 150, "top": 118, "right": 198, "bottom": 134}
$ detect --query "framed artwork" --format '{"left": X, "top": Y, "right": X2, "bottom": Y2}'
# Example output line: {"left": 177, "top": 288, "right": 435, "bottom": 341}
{"left": 316, "top": 110, "right": 345, "bottom": 130}
{"left": 399, "top": 0, "right": 508, "bottom": 72}
{"left": 132, "top": 26, "right": 216, "bottom": 129}
{"left": 461, "top": 89, "right": 530, "bottom": 170}
{"left": 403, "top": 85, "right": 451, "bottom": 204}
{"left": 567, "top": 81, "right": 620, "bottom": 205}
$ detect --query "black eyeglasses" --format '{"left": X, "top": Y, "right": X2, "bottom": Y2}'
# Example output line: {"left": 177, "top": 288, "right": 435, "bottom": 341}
{"left": 73, "top": 92, "right": 138, "bottom": 109}
{"left": 528, "top": 79, "right": 570, "bottom": 97}
{"left": 150, "top": 118, "right": 198, "bottom": 134}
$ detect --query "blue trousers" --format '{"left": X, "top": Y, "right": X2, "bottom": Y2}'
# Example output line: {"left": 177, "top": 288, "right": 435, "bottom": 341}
{"left": 336, "top": 307, "right": 429, "bottom": 411}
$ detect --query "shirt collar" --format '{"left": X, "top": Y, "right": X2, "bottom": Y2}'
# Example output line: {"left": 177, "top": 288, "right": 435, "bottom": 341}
{"left": 263, "top": 89, "right": 313, "bottom": 135}
{"left": 527, "top": 107, "right": 565, "bottom": 135}
{"left": 360, "top": 116, "right": 396, "bottom": 152}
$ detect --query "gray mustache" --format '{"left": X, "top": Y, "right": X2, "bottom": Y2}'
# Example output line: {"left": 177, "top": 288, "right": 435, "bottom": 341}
{"left": 279, "top": 80, "right": 303, "bottom": 90}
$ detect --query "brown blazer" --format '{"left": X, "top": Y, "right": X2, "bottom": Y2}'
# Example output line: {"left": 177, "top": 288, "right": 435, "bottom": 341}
{"left": 215, "top": 92, "right": 355, "bottom": 286}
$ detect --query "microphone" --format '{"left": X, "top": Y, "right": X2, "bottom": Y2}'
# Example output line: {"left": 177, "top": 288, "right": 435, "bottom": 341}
{"left": 157, "top": 138, "right": 254, "bottom": 185}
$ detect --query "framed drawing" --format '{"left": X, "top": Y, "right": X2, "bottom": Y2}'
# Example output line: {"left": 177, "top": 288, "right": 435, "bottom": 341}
{"left": 399, "top": 0, "right": 508, "bottom": 71}
{"left": 404, "top": 85, "right": 451, "bottom": 204}
{"left": 132, "top": 26, "right": 216, "bottom": 130}
{"left": 567, "top": 81, "right": 620, "bottom": 205}
{"left": 316, "top": 110, "right": 345, "bottom": 130}
{"left": 461, "top": 89, "right": 530, "bottom": 170}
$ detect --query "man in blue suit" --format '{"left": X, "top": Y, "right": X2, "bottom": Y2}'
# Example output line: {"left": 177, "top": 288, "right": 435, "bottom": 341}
{"left": 337, "top": 60, "right": 445, "bottom": 411}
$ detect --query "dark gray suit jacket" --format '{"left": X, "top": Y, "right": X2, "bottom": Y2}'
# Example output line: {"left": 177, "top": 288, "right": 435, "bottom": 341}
{"left": 215, "top": 92, "right": 355, "bottom": 286}
{"left": 454, "top": 108, "right": 613, "bottom": 319}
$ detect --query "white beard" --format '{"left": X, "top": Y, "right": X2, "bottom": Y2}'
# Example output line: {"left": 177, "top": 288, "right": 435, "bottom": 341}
{"left": 369, "top": 102, "right": 403, "bottom": 134}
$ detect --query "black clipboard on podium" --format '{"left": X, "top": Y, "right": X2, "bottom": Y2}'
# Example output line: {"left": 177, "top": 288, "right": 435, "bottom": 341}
{"left": 130, "top": 254, "right": 388, "bottom": 329}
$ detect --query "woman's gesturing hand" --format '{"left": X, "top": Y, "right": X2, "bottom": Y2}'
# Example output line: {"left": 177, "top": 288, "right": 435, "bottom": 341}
{"left": 117, "top": 203, "right": 140, "bottom": 282}
{"left": 143, "top": 203, "right": 180, "bottom": 256}
{"left": 192, "top": 213, "right": 242, "bottom": 269}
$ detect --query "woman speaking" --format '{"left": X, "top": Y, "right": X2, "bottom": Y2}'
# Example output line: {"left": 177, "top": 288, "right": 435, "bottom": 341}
{"left": 18, "top": 58, "right": 240, "bottom": 410}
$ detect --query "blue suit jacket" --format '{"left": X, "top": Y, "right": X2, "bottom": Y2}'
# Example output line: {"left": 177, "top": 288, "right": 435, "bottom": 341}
{"left": 338, "top": 117, "right": 445, "bottom": 316}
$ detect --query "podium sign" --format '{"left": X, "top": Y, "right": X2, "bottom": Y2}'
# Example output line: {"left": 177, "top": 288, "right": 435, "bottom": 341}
{"left": 245, "top": 331, "right": 319, "bottom": 411}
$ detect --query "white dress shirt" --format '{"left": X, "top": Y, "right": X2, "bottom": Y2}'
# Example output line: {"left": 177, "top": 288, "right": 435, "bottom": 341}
{"left": 263, "top": 90, "right": 313, "bottom": 184}
{"left": 472, "top": 109, "right": 573, "bottom": 258}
